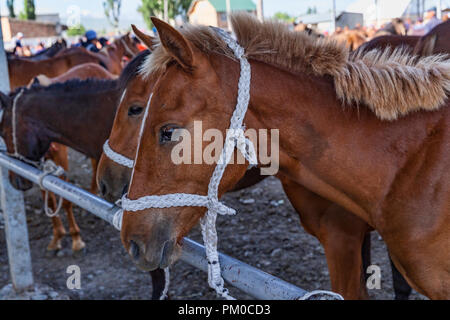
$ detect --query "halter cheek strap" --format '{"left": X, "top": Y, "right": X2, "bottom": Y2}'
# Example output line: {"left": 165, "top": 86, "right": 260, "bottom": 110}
{"left": 121, "top": 28, "right": 257, "bottom": 300}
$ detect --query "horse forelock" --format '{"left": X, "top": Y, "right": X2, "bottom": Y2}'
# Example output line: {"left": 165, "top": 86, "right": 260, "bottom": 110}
{"left": 143, "top": 12, "right": 450, "bottom": 121}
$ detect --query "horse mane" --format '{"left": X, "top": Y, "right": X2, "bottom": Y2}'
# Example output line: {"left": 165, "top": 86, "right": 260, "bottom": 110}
{"left": 143, "top": 13, "right": 450, "bottom": 121}
{"left": 10, "top": 78, "right": 119, "bottom": 98}
{"left": 118, "top": 49, "right": 151, "bottom": 88}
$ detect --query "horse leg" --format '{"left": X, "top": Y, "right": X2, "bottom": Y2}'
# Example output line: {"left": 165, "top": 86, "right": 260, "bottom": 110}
{"left": 90, "top": 158, "right": 98, "bottom": 194}
{"left": 47, "top": 144, "right": 86, "bottom": 253}
{"left": 389, "top": 254, "right": 412, "bottom": 300}
{"left": 63, "top": 198, "right": 86, "bottom": 253}
{"left": 150, "top": 269, "right": 169, "bottom": 300}
{"left": 382, "top": 226, "right": 450, "bottom": 299}
{"left": 279, "top": 175, "right": 370, "bottom": 299}
{"left": 44, "top": 190, "right": 66, "bottom": 252}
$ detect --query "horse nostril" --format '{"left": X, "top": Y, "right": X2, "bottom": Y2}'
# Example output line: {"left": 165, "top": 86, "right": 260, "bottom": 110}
{"left": 129, "top": 240, "right": 140, "bottom": 261}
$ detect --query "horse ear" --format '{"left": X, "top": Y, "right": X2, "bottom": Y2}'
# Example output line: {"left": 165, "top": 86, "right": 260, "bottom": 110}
{"left": 150, "top": 17, "right": 194, "bottom": 70}
{"left": 131, "top": 24, "right": 155, "bottom": 50}
{"left": 419, "top": 35, "right": 437, "bottom": 56}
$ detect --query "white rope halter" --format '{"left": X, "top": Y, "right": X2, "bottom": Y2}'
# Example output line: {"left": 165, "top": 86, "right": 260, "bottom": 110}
{"left": 108, "top": 28, "right": 343, "bottom": 301}
{"left": 103, "top": 139, "right": 134, "bottom": 168}
{"left": 121, "top": 28, "right": 257, "bottom": 300}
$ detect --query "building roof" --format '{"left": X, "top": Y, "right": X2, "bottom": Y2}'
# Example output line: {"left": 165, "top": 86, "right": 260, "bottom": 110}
{"left": 191, "top": 0, "right": 256, "bottom": 13}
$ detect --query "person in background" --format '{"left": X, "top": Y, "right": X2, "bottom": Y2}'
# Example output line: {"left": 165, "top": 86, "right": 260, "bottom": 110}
{"left": 443, "top": 13, "right": 449, "bottom": 23}
{"left": 13, "top": 32, "right": 24, "bottom": 56}
{"left": 22, "top": 45, "right": 32, "bottom": 57}
{"left": 84, "top": 30, "right": 100, "bottom": 52}
{"left": 99, "top": 37, "right": 109, "bottom": 48}
{"left": 33, "top": 42, "right": 45, "bottom": 55}
{"left": 411, "top": 7, "right": 441, "bottom": 35}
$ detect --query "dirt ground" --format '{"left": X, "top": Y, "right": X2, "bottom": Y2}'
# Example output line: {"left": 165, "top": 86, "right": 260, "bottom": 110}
{"left": 0, "top": 149, "right": 426, "bottom": 300}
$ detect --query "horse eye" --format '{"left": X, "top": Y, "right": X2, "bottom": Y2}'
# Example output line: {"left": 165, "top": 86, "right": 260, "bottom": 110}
{"left": 159, "top": 124, "right": 179, "bottom": 144}
{"left": 128, "top": 105, "right": 143, "bottom": 117}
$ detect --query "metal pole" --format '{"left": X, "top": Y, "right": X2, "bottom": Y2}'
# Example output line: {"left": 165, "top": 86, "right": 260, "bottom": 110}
{"left": 0, "top": 152, "right": 312, "bottom": 300}
{"left": 331, "top": 0, "right": 337, "bottom": 33}
{"left": 256, "top": 0, "right": 264, "bottom": 22}
{"left": 375, "top": 0, "right": 379, "bottom": 27}
{"left": 437, "top": 0, "right": 442, "bottom": 19}
{"left": 0, "top": 8, "right": 34, "bottom": 292}
{"left": 163, "top": 0, "right": 169, "bottom": 23}
{"left": 226, "top": 0, "right": 232, "bottom": 30}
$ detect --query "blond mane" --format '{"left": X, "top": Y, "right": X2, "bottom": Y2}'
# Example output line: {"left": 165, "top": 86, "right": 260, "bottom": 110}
{"left": 142, "top": 13, "right": 450, "bottom": 121}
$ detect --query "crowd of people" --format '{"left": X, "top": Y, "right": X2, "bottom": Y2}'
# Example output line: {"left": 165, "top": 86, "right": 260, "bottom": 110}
{"left": 9, "top": 6, "right": 449, "bottom": 58}
{"left": 295, "top": 6, "right": 448, "bottom": 38}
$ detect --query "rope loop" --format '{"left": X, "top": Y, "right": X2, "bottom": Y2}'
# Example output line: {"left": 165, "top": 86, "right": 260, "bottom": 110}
{"left": 38, "top": 160, "right": 65, "bottom": 218}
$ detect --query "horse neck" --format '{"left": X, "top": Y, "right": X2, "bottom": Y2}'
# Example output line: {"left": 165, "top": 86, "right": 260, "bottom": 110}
{"left": 22, "top": 85, "right": 120, "bottom": 159}
{"left": 220, "top": 58, "right": 442, "bottom": 221}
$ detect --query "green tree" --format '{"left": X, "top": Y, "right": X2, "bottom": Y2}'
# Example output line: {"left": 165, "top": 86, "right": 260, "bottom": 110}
{"left": 6, "top": 0, "right": 16, "bottom": 18}
{"left": 273, "top": 12, "right": 294, "bottom": 23}
{"left": 66, "top": 24, "right": 86, "bottom": 36}
{"left": 138, "top": 0, "right": 192, "bottom": 29}
{"left": 103, "top": 0, "right": 121, "bottom": 30}
{"left": 23, "top": 0, "right": 35, "bottom": 20}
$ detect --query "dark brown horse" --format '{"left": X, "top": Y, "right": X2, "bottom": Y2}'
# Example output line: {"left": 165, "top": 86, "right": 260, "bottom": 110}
{"left": 0, "top": 56, "right": 167, "bottom": 299}
{"left": 122, "top": 15, "right": 449, "bottom": 299}
{"left": 357, "top": 35, "right": 421, "bottom": 53}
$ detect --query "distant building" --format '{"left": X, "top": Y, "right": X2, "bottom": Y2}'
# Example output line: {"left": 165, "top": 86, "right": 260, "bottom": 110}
{"left": 297, "top": 12, "right": 364, "bottom": 33}
{"left": 188, "top": 0, "right": 257, "bottom": 29}
{"left": 1, "top": 14, "right": 62, "bottom": 42}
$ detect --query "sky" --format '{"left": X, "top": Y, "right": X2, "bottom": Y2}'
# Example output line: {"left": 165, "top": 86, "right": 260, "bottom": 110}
{"left": 0, "top": 0, "right": 448, "bottom": 31}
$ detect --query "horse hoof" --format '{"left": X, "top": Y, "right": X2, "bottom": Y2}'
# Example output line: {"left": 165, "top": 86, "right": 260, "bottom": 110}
{"left": 45, "top": 249, "right": 60, "bottom": 258}
{"left": 72, "top": 247, "right": 87, "bottom": 258}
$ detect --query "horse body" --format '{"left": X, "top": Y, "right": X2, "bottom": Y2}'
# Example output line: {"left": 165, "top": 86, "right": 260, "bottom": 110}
{"left": 8, "top": 49, "right": 105, "bottom": 90}
{"left": 121, "top": 15, "right": 449, "bottom": 299}
{"left": 358, "top": 35, "right": 420, "bottom": 53}
{"left": 31, "top": 63, "right": 117, "bottom": 87}
{"left": 414, "top": 20, "right": 450, "bottom": 56}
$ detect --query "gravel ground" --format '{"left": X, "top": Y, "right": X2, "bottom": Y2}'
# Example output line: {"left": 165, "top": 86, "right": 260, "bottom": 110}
{"left": 0, "top": 149, "right": 426, "bottom": 300}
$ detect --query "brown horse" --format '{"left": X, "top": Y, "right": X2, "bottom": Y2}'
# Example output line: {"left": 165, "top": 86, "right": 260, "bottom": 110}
{"left": 55, "top": 34, "right": 140, "bottom": 76}
{"left": 414, "top": 20, "right": 450, "bottom": 56}
{"left": 333, "top": 30, "right": 367, "bottom": 51}
{"left": 7, "top": 48, "right": 106, "bottom": 90}
{"left": 357, "top": 35, "right": 421, "bottom": 53}
{"left": 121, "top": 15, "right": 450, "bottom": 299}
{"left": 97, "top": 27, "right": 413, "bottom": 299}
{"left": 30, "top": 63, "right": 117, "bottom": 87}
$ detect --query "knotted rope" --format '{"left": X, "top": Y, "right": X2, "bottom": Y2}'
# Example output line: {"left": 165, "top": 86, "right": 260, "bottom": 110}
{"left": 38, "top": 160, "right": 65, "bottom": 217}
